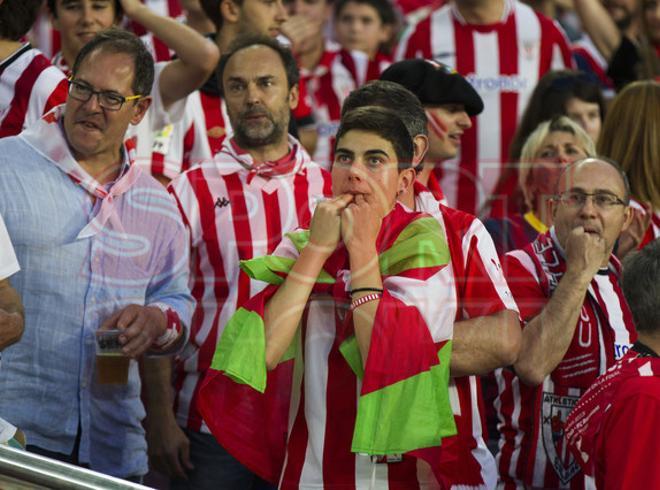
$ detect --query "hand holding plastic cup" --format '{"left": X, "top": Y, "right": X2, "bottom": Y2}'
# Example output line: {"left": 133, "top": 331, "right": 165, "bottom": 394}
{"left": 95, "top": 329, "right": 129, "bottom": 384}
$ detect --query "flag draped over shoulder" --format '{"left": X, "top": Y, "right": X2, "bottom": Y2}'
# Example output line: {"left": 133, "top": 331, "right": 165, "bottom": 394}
{"left": 197, "top": 204, "right": 457, "bottom": 484}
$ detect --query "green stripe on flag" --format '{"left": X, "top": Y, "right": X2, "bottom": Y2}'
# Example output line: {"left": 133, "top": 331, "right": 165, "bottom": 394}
{"left": 211, "top": 307, "right": 268, "bottom": 393}
{"left": 351, "top": 341, "right": 456, "bottom": 454}
{"left": 339, "top": 335, "right": 364, "bottom": 379}
{"left": 378, "top": 217, "right": 450, "bottom": 277}
{"left": 240, "top": 255, "right": 336, "bottom": 285}
{"left": 285, "top": 230, "right": 311, "bottom": 253}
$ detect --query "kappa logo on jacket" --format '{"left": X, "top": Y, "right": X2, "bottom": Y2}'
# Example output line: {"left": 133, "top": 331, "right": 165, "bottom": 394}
{"left": 215, "top": 197, "right": 230, "bottom": 209}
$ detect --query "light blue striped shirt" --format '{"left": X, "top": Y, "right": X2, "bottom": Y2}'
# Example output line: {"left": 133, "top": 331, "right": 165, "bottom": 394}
{"left": 0, "top": 134, "right": 194, "bottom": 478}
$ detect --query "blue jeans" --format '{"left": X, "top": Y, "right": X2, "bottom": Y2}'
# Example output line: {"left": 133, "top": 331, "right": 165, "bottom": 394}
{"left": 169, "top": 428, "right": 276, "bottom": 490}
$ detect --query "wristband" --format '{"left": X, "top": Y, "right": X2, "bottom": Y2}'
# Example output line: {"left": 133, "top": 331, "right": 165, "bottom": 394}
{"left": 349, "top": 287, "right": 384, "bottom": 296}
{"left": 149, "top": 304, "right": 183, "bottom": 350}
{"left": 350, "top": 293, "right": 382, "bottom": 311}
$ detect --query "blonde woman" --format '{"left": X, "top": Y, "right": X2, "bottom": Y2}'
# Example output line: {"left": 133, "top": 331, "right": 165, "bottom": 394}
{"left": 485, "top": 116, "right": 595, "bottom": 254}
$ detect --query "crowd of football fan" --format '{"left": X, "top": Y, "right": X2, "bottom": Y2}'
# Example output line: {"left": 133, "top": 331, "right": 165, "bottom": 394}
{"left": 0, "top": 0, "right": 658, "bottom": 488}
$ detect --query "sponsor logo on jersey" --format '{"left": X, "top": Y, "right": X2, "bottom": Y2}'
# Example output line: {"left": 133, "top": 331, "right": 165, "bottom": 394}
{"left": 465, "top": 74, "right": 529, "bottom": 92}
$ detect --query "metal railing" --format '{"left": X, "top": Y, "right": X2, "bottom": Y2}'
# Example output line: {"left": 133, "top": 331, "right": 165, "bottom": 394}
{"left": 0, "top": 445, "right": 151, "bottom": 489}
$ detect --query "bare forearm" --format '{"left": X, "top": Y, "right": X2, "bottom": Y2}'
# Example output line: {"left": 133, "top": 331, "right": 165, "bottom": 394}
{"left": 141, "top": 356, "right": 174, "bottom": 418}
{"left": 126, "top": 4, "right": 219, "bottom": 106}
{"left": 450, "top": 309, "right": 521, "bottom": 377}
{"left": 264, "top": 246, "right": 328, "bottom": 369}
{"left": 573, "top": 0, "right": 621, "bottom": 60}
{"left": 348, "top": 246, "right": 382, "bottom": 364}
{"left": 514, "top": 271, "right": 591, "bottom": 385}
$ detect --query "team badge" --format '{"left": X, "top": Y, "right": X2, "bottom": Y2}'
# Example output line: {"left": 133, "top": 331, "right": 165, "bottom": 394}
{"left": 541, "top": 392, "right": 581, "bottom": 484}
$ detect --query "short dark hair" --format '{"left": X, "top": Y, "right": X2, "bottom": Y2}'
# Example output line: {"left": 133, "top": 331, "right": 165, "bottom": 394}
{"left": 336, "top": 106, "right": 414, "bottom": 168}
{"left": 217, "top": 35, "right": 299, "bottom": 95}
{"left": 555, "top": 157, "right": 632, "bottom": 203}
{"left": 72, "top": 28, "right": 154, "bottom": 98}
{"left": 0, "top": 0, "right": 43, "bottom": 40}
{"left": 47, "top": 0, "right": 123, "bottom": 22}
{"left": 510, "top": 70, "right": 606, "bottom": 162}
{"left": 342, "top": 80, "right": 427, "bottom": 138}
{"left": 334, "top": 0, "right": 396, "bottom": 26}
{"left": 622, "top": 238, "right": 660, "bottom": 333}
{"left": 200, "top": 0, "right": 244, "bottom": 31}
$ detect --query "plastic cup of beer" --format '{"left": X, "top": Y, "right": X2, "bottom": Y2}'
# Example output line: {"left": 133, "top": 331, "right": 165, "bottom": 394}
{"left": 95, "top": 330, "right": 129, "bottom": 384}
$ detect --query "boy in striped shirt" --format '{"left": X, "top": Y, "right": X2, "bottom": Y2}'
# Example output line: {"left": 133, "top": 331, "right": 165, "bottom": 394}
{"left": 154, "top": 36, "right": 331, "bottom": 489}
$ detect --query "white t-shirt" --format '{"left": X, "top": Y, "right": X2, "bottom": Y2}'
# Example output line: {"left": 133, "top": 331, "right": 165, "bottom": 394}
{"left": 0, "top": 213, "right": 19, "bottom": 280}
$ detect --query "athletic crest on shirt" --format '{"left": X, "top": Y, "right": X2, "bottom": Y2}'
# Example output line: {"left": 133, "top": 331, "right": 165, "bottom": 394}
{"left": 541, "top": 392, "right": 581, "bottom": 484}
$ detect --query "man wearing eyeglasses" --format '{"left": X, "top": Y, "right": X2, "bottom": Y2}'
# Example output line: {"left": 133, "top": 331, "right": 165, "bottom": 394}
{"left": 0, "top": 28, "right": 194, "bottom": 481}
{"left": 494, "top": 157, "right": 637, "bottom": 488}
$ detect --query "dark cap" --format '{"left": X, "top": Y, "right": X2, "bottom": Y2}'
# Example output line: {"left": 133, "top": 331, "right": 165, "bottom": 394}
{"left": 380, "top": 59, "right": 484, "bottom": 116}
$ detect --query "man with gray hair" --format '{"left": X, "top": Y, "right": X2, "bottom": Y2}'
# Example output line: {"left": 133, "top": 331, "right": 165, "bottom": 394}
{"left": 0, "top": 29, "right": 194, "bottom": 480}
{"left": 496, "top": 157, "right": 637, "bottom": 488}
{"left": 565, "top": 238, "right": 660, "bottom": 488}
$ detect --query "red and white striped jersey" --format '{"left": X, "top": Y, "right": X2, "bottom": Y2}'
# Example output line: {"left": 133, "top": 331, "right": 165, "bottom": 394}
{"left": 495, "top": 230, "right": 636, "bottom": 489}
{"left": 396, "top": 0, "right": 573, "bottom": 215}
{"left": 168, "top": 137, "right": 332, "bottom": 432}
{"left": 303, "top": 42, "right": 391, "bottom": 169}
{"left": 0, "top": 44, "right": 68, "bottom": 137}
{"left": 141, "top": 89, "right": 231, "bottom": 180}
{"left": 414, "top": 183, "right": 518, "bottom": 488}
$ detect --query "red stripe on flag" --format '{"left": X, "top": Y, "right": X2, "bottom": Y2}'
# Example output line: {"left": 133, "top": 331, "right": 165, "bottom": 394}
{"left": 453, "top": 20, "right": 478, "bottom": 214}
{"left": 387, "top": 457, "right": 421, "bottom": 489}
{"left": 280, "top": 314, "right": 310, "bottom": 488}
{"left": 322, "top": 340, "right": 358, "bottom": 487}
{"left": 360, "top": 292, "right": 440, "bottom": 394}
{"left": 0, "top": 55, "right": 48, "bottom": 137}
{"left": 185, "top": 168, "right": 230, "bottom": 430}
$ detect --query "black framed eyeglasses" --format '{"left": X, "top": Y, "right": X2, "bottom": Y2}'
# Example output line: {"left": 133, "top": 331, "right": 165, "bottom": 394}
{"left": 67, "top": 78, "right": 142, "bottom": 111}
{"left": 555, "top": 191, "right": 628, "bottom": 209}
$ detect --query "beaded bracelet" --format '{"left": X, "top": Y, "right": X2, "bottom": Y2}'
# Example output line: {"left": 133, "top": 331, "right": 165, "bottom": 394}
{"left": 350, "top": 292, "right": 382, "bottom": 311}
{"left": 349, "top": 287, "right": 384, "bottom": 296}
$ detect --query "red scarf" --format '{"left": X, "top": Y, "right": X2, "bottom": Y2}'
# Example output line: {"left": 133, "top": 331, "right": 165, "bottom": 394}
{"left": 219, "top": 136, "right": 311, "bottom": 184}
{"left": 523, "top": 230, "right": 636, "bottom": 389}
{"left": 565, "top": 349, "right": 660, "bottom": 476}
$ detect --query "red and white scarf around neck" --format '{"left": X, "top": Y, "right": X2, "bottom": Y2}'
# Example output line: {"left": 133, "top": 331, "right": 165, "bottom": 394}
{"left": 522, "top": 229, "right": 636, "bottom": 389}
{"left": 20, "top": 105, "right": 141, "bottom": 239}
{"left": 219, "top": 135, "right": 312, "bottom": 182}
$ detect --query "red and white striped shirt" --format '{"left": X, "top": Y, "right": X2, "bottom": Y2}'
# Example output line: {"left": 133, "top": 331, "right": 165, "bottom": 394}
{"left": 303, "top": 43, "right": 391, "bottom": 169}
{"left": 168, "top": 137, "right": 331, "bottom": 432}
{"left": 126, "top": 0, "right": 185, "bottom": 62}
{"left": 396, "top": 0, "right": 573, "bottom": 215}
{"left": 414, "top": 183, "right": 518, "bottom": 488}
{"left": 0, "top": 44, "right": 67, "bottom": 137}
{"left": 144, "top": 89, "right": 231, "bottom": 179}
{"left": 495, "top": 229, "right": 636, "bottom": 489}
